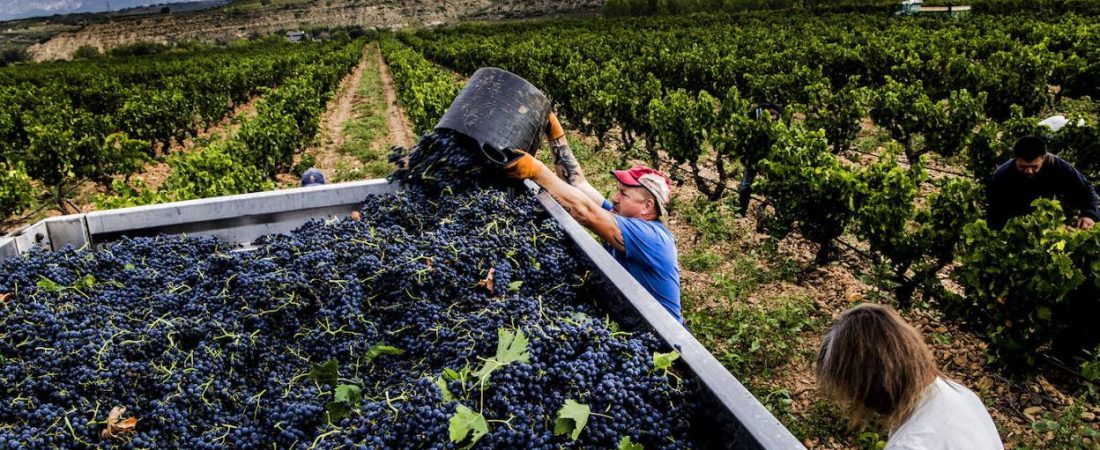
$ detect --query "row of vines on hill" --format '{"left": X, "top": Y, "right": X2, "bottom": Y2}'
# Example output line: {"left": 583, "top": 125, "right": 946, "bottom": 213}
{"left": 96, "top": 39, "right": 365, "bottom": 208}
{"left": 601, "top": 0, "right": 1100, "bottom": 16}
{"left": 0, "top": 38, "right": 362, "bottom": 218}
{"left": 390, "top": 12, "right": 1100, "bottom": 371}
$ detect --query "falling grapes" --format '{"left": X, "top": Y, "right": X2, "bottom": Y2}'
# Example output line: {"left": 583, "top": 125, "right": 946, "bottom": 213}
{"left": 0, "top": 131, "right": 707, "bottom": 449}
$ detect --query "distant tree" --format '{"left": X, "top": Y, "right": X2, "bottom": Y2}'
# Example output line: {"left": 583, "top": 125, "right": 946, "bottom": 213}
{"left": 0, "top": 47, "right": 29, "bottom": 67}
{"left": 603, "top": 0, "right": 631, "bottom": 16}
{"left": 109, "top": 41, "right": 169, "bottom": 57}
{"left": 160, "top": 6, "right": 171, "bottom": 14}
{"left": 73, "top": 45, "right": 101, "bottom": 60}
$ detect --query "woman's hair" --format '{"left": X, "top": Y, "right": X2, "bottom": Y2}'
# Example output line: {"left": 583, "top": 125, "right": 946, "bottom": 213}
{"left": 815, "top": 303, "right": 940, "bottom": 430}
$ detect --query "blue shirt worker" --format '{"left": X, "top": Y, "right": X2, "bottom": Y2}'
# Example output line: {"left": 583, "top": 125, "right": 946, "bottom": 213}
{"left": 301, "top": 167, "right": 326, "bottom": 187}
{"left": 504, "top": 113, "right": 683, "bottom": 323}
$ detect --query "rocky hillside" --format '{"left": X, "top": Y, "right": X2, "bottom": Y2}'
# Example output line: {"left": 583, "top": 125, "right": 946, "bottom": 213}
{"left": 28, "top": 0, "right": 602, "bottom": 61}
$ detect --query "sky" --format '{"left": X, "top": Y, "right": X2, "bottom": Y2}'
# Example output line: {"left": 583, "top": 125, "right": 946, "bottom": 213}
{"left": 0, "top": 0, "right": 203, "bottom": 22}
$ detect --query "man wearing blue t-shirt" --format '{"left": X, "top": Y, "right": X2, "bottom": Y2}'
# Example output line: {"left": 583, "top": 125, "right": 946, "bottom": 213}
{"left": 505, "top": 113, "right": 683, "bottom": 323}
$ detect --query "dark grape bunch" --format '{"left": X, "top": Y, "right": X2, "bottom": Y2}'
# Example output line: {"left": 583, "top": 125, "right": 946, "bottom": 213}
{"left": 389, "top": 130, "right": 519, "bottom": 195}
{"left": 0, "top": 132, "right": 704, "bottom": 449}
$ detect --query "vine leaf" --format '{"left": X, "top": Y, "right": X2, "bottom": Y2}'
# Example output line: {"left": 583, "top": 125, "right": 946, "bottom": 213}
{"left": 653, "top": 350, "right": 680, "bottom": 374}
{"left": 309, "top": 358, "right": 339, "bottom": 387}
{"left": 472, "top": 329, "right": 530, "bottom": 388}
{"left": 101, "top": 406, "right": 138, "bottom": 439}
{"left": 443, "top": 367, "right": 465, "bottom": 382}
{"left": 365, "top": 344, "right": 405, "bottom": 363}
{"left": 448, "top": 404, "right": 488, "bottom": 447}
{"left": 333, "top": 384, "right": 362, "bottom": 405}
{"left": 553, "top": 399, "right": 590, "bottom": 441}
{"left": 36, "top": 277, "right": 63, "bottom": 293}
{"left": 494, "top": 328, "right": 530, "bottom": 365}
{"left": 618, "top": 436, "right": 645, "bottom": 450}
{"left": 325, "top": 384, "right": 362, "bottom": 422}
{"left": 435, "top": 376, "right": 455, "bottom": 402}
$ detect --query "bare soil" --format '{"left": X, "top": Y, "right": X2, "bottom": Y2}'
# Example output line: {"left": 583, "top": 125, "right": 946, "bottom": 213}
{"left": 377, "top": 46, "right": 417, "bottom": 149}
{"left": 302, "top": 43, "right": 373, "bottom": 182}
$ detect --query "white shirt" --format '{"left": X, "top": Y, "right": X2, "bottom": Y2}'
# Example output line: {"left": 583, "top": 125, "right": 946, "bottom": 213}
{"left": 886, "top": 377, "right": 1004, "bottom": 450}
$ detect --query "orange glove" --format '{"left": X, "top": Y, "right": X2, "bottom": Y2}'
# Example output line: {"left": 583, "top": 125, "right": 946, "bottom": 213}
{"left": 503, "top": 150, "right": 547, "bottom": 180}
{"left": 546, "top": 113, "right": 565, "bottom": 141}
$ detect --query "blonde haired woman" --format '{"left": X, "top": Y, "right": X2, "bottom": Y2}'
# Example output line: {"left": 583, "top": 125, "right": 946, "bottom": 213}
{"left": 815, "top": 303, "right": 1003, "bottom": 449}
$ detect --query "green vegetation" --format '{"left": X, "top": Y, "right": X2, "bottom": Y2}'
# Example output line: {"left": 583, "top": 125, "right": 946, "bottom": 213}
{"left": 335, "top": 45, "right": 391, "bottom": 180}
{"left": 378, "top": 38, "right": 460, "bottom": 136}
{"left": 1, "top": 38, "right": 364, "bottom": 215}
{"left": 688, "top": 293, "right": 819, "bottom": 378}
{"left": 92, "top": 38, "right": 365, "bottom": 208}
{"left": 402, "top": 10, "right": 1100, "bottom": 372}
{"left": 1020, "top": 399, "right": 1100, "bottom": 450}
{"left": 954, "top": 200, "right": 1100, "bottom": 369}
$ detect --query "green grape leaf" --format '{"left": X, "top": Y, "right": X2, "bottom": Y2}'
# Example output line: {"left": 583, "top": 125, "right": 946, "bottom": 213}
{"left": 435, "top": 376, "right": 455, "bottom": 402}
{"left": 76, "top": 274, "right": 95, "bottom": 290}
{"left": 36, "top": 277, "right": 62, "bottom": 293}
{"left": 325, "top": 400, "right": 353, "bottom": 422}
{"left": 448, "top": 404, "right": 488, "bottom": 446}
{"left": 323, "top": 385, "right": 362, "bottom": 423}
{"left": 653, "top": 350, "right": 680, "bottom": 373}
{"left": 309, "top": 358, "right": 339, "bottom": 387}
{"left": 473, "top": 328, "right": 531, "bottom": 388}
{"left": 494, "top": 328, "right": 530, "bottom": 365}
{"left": 553, "top": 399, "right": 590, "bottom": 441}
{"left": 333, "top": 384, "right": 362, "bottom": 406}
{"left": 618, "top": 436, "right": 645, "bottom": 450}
{"left": 365, "top": 344, "right": 405, "bottom": 363}
{"left": 570, "top": 312, "right": 591, "bottom": 323}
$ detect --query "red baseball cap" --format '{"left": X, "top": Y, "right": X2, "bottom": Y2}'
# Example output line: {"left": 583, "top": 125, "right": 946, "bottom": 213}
{"left": 610, "top": 165, "right": 672, "bottom": 220}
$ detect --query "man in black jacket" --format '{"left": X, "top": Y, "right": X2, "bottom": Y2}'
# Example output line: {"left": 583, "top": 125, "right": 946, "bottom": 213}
{"left": 987, "top": 135, "right": 1099, "bottom": 230}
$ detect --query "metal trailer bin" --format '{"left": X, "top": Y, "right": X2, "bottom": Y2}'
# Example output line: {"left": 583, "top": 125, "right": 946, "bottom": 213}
{"left": 0, "top": 179, "right": 805, "bottom": 450}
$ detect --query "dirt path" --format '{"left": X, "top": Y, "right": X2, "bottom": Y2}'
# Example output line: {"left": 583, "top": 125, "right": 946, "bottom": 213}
{"left": 377, "top": 46, "right": 417, "bottom": 149}
{"left": 303, "top": 44, "right": 375, "bottom": 182}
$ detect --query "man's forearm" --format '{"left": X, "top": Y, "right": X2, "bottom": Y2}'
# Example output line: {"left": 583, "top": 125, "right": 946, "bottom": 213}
{"left": 532, "top": 170, "right": 625, "bottom": 251}
{"left": 532, "top": 169, "right": 599, "bottom": 219}
{"left": 574, "top": 181, "right": 606, "bottom": 206}
{"left": 550, "top": 139, "right": 583, "bottom": 183}
{"left": 550, "top": 139, "right": 605, "bottom": 205}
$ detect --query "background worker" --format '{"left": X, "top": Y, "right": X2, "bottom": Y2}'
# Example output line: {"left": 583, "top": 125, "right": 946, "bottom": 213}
{"left": 816, "top": 303, "right": 1003, "bottom": 450}
{"left": 986, "top": 135, "right": 1098, "bottom": 230}
{"left": 504, "top": 113, "right": 683, "bottom": 323}
{"left": 738, "top": 103, "right": 783, "bottom": 216}
{"left": 300, "top": 167, "right": 326, "bottom": 187}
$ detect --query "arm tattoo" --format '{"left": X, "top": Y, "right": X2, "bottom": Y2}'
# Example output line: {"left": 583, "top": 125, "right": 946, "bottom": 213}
{"left": 551, "top": 141, "right": 582, "bottom": 185}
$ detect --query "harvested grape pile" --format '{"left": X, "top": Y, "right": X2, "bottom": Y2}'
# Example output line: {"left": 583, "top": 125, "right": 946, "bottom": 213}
{"left": 0, "top": 132, "right": 703, "bottom": 449}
